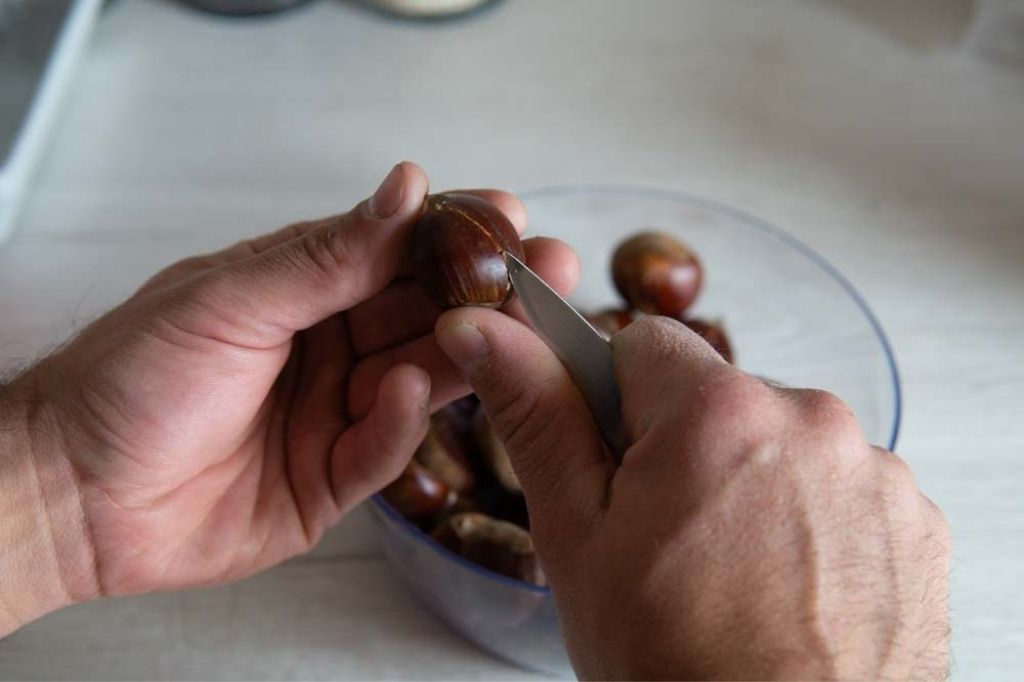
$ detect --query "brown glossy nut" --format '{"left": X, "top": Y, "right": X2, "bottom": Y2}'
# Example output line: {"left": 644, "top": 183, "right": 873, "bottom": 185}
{"left": 683, "top": 317, "right": 734, "bottom": 364}
{"left": 611, "top": 231, "right": 702, "bottom": 316}
{"left": 586, "top": 307, "right": 635, "bottom": 341}
{"left": 382, "top": 460, "right": 455, "bottom": 520}
{"left": 431, "top": 512, "right": 546, "bottom": 586}
{"left": 416, "top": 421, "right": 475, "bottom": 494}
{"left": 413, "top": 193, "right": 525, "bottom": 308}
{"left": 472, "top": 407, "right": 521, "bottom": 493}
{"left": 431, "top": 510, "right": 489, "bottom": 552}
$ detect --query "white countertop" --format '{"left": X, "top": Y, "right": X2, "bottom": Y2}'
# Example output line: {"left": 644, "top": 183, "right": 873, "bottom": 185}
{"left": 1, "top": 0, "right": 1022, "bottom": 679}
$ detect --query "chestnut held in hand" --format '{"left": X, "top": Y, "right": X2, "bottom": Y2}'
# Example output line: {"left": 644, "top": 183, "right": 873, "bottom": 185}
{"left": 611, "top": 230, "right": 702, "bottom": 316}
{"left": 413, "top": 193, "right": 525, "bottom": 308}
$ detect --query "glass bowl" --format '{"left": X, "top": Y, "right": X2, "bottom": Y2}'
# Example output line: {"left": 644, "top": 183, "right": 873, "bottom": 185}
{"left": 369, "top": 185, "right": 902, "bottom": 677}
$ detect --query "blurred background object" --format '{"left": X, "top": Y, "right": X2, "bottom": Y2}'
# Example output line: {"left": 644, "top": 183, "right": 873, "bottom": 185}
{"left": 181, "top": 0, "right": 497, "bottom": 18}
{"left": 0, "top": 0, "right": 101, "bottom": 245}
{"left": 966, "top": 0, "right": 1024, "bottom": 66}
{"left": 361, "top": 0, "right": 496, "bottom": 19}
{"left": 181, "top": 0, "right": 313, "bottom": 16}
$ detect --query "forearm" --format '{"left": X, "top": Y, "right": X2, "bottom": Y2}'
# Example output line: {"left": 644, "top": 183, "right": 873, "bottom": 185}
{"left": 0, "top": 370, "right": 96, "bottom": 636}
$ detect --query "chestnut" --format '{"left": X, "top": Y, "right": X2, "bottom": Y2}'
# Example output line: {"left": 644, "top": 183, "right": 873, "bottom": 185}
{"left": 416, "top": 420, "right": 475, "bottom": 494}
{"left": 431, "top": 512, "right": 545, "bottom": 586}
{"left": 472, "top": 407, "right": 521, "bottom": 494}
{"left": 431, "top": 510, "right": 489, "bottom": 552}
{"left": 683, "top": 317, "right": 734, "bottom": 364}
{"left": 586, "top": 307, "right": 635, "bottom": 341}
{"left": 413, "top": 193, "right": 525, "bottom": 309}
{"left": 382, "top": 460, "right": 455, "bottom": 520}
{"left": 611, "top": 231, "right": 702, "bottom": 316}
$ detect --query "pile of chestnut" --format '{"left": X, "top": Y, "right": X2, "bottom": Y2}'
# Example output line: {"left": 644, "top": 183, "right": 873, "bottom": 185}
{"left": 381, "top": 193, "right": 733, "bottom": 586}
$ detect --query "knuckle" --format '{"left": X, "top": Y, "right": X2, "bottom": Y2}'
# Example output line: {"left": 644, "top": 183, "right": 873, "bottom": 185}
{"left": 297, "top": 219, "right": 355, "bottom": 281}
{"left": 618, "top": 315, "right": 687, "bottom": 356}
{"left": 922, "top": 495, "right": 952, "bottom": 554}
{"left": 872, "top": 446, "right": 921, "bottom": 493}
{"left": 698, "top": 372, "right": 778, "bottom": 438}
{"left": 139, "top": 256, "right": 219, "bottom": 294}
{"left": 186, "top": 269, "right": 233, "bottom": 308}
{"left": 883, "top": 449, "right": 915, "bottom": 481}
{"left": 800, "top": 389, "right": 863, "bottom": 441}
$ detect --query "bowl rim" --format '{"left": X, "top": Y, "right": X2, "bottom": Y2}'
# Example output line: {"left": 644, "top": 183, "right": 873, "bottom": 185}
{"left": 374, "top": 183, "right": 903, "bottom": 593}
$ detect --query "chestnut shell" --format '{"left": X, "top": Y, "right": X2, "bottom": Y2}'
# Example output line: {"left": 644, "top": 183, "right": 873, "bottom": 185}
{"left": 586, "top": 307, "right": 635, "bottom": 341}
{"left": 611, "top": 231, "right": 702, "bottom": 316}
{"left": 413, "top": 193, "right": 525, "bottom": 309}
{"left": 381, "top": 460, "right": 453, "bottom": 520}
{"left": 431, "top": 512, "right": 545, "bottom": 586}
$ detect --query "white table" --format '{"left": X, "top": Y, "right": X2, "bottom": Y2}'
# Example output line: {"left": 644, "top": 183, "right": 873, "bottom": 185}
{"left": 1, "top": 0, "right": 1022, "bottom": 678}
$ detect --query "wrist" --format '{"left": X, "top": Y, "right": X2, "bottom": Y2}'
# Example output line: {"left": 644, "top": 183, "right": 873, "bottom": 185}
{"left": 0, "top": 368, "right": 98, "bottom": 635}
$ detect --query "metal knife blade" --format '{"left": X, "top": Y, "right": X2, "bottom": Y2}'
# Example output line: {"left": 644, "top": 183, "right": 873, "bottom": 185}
{"left": 505, "top": 252, "right": 628, "bottom": 459}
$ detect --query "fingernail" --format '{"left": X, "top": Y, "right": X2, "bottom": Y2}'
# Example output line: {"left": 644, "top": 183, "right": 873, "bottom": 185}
{"left": 436, "top": 323, "right": 489, "bottom": 376}
{"left": 368, "top": 164, "right": 405, "bottom": 219}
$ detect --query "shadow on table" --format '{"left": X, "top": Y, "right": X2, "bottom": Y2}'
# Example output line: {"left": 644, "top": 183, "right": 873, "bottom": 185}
{"left": 813, "top": 0, "right": 975, "bottom": 51}
{"left": 0, "top": 551, "right": 530, "bottom": 680}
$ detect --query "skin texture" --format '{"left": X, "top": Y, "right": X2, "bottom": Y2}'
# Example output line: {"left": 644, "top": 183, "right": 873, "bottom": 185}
{"left": 0, "top": 162, "right": 580, "bottom": 634}
{"left": 435, "top": 313, "right": 952, "bottom": 680}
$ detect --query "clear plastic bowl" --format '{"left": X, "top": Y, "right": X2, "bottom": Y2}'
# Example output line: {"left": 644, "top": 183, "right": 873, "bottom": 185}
{"left": 369, "top": 185, "right": 902, "bottom": 677}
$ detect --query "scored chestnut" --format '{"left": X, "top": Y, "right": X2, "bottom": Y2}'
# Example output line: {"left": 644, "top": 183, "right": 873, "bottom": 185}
{"left": 413, "top": 193, "right": 525, "bottom": 309}
{"left": 683, "top": 317, "right": 734, "bottom": 364}
{"left": 611, "top": 230, "right": 702, "bottom": 316}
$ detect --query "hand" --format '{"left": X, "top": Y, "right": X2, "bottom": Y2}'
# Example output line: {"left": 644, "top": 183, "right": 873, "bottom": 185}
{"left": 0, "top": 162, "right": 580, "bottom": 633}
{"left": 435, "top": 312, "right": 951, "bottom": 680}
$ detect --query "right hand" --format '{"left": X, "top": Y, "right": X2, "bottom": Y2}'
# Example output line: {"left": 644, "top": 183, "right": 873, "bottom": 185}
{"left": 435, "top": 313, "right": 951, "bottom": 680}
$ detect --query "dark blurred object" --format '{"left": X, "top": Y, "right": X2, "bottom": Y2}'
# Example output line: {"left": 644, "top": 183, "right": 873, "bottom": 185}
{"left": 180, "top": 0, "right": 314, "bottom": 15}
{"left": 966, "top": 0, "right": 1024, "bottom": 67}
{"left": 354, "top": 0, "right": 498, "bottom": 20}
{"left": 0, "top": 0, "right": 72, "bottom": 165}
{"left": 586, "top": 307, "right": 634, "bottom": 340}
{"left": 1, "top": 0, "right": 101, "bottom": 245}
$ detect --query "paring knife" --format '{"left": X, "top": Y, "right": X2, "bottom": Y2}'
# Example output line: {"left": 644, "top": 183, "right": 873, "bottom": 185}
{"left": 504, "top": 252, "right": 629, "bottom": 460}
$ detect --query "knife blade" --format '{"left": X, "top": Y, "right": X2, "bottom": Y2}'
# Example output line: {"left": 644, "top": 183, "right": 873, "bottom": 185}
{"left": 505, "top": 252, "right": 628, "bottom": 459}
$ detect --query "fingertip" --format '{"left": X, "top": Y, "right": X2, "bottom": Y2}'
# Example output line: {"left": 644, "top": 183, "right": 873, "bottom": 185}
{"left": 382, "top": 362, "right": 432, "bottom": 412}
{"left": 434, "top": 317, "right": 491, "bottom": 378}
{"left": 392, "top": 161, "right": 430, "bottom": 217}
{"left": 523, "top": 236, "right": 581, "bottom": 297}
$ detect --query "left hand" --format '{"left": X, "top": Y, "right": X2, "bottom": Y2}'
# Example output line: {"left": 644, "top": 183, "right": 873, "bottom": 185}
{"left": 0, "top": 161, "right": 579, "bottom": 631}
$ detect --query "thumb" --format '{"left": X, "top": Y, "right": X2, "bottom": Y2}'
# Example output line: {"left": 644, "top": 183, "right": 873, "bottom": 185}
{"left": 435, "top": 308, "right": 609, "bottom": 538}
{"left": 179, "top": 162, "right": 429, "bottom": 347}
